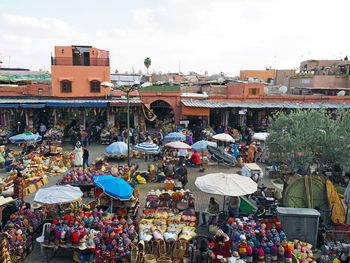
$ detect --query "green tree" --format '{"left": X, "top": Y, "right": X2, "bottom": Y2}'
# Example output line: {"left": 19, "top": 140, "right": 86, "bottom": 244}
{"left": 266, "top": 108, "right": 350, "bottom": 174}
{"left": 144, "top": 57, "right": 151, "bottom": 74}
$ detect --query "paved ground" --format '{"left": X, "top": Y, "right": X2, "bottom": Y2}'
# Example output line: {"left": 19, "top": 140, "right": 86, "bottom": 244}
{"left": 0, "top": 142, "right": 278, "bottom": 263}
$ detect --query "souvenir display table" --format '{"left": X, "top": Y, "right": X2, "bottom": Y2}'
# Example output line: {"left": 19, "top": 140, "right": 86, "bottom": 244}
{"left": 37, "top": 209, "right": 138, "bottom": 263}
{"left": 130, "top": 189, "right": 197, "bottom": 262}
{"left": 0, "top": 128, "right": 11, "bottom": 145}
{"left": 1, "top": 207, "right": 47, "bottom": 262}
{"left": 44, "top": 125, "right": 64, "bottom": 145}
{"left": 223, "top": 216, "right": 317, "bottom": 263}
{"left": 100, "top": 127, "right": 119, "bottom": 145}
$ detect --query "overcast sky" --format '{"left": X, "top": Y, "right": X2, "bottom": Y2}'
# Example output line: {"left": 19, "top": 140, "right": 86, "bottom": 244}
{"left": 0, "top": 0, "right": 349, "bottom": 76}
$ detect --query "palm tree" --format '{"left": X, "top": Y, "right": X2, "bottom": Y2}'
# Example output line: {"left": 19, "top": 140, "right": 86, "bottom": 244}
{"left": 144, "top": 57, "right": 151, "bottom": 75}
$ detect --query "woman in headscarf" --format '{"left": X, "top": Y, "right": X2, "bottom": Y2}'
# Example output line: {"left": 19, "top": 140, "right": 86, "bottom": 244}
{"left": 213, "top": 229, "right": 231, "bottom": 263}
{"left": 74, "top": 141, "right": 83, "bottom": 166}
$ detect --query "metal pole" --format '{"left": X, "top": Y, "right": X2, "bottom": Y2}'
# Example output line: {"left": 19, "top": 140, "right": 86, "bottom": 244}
{"left": 127, "top": 90, "right": 130, "bottom": 167}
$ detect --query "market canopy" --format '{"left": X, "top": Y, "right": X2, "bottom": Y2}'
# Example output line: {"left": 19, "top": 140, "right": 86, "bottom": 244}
{"left": 105, "top": 142, "right": 128, "bottom": 155}
{"left": 195, "top": 173, "right": 257, "bottom": 196}
{"left": 192, "top": 140, "right": 217, "bottom": 152}
{"left": 9, "top": 133, "right": 42, "bottom": 143}
{"left": 212, "top": 133, "right": 234, "bottom": 142}
{"left": 34, "top": 185, "right": 83, "bottom": 204}
{"left": 93, "top": 176, "right": 133, "bottom": 200}
{"left": 134, "top": 142, "right": 160, "bottom": 153}
{"left": 164, "top": 132, "right": 186, "bottom": 142}
{"left": 165, "top": 141, "right": 192, "bottom": 150}
{"left": 252, "top": 132, "right": 269, "bottom": 141}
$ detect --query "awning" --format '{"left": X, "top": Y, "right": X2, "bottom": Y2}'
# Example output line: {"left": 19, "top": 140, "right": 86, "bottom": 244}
{"left": 21, "top": 104, "right": 46, "bottom": 108}
{"left": 181, "top": 100, "right": 350, "bottom": 109}
{"left": 182, "top": 105, "right": 209, "bottom": 116}
{"left": 47, "top": 102, "right": 107, "bottom": 107}
{"left": 0, "top": 104, "right": 19, "bottom": 108}
{"left": 110, "top": 98, "right": 142, "bottom": 106}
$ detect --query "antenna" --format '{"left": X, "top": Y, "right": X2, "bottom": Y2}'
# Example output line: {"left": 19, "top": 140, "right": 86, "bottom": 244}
{"left": 179, "top": 60, "right": 181, "bottom": 74}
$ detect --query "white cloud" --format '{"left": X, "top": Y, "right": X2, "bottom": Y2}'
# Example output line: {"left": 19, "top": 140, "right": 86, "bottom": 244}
{"left": 1, "top": 0, "right": 350, "bottom": 75}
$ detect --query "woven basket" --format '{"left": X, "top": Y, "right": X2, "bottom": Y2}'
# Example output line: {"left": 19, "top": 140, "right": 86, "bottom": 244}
{"left": 144, "top": 254, "right": 156, "bottom": 263}
{"left": 157, "top": 257, "right": 172, "bottom": 263}
{"left": 164, "top": 182, "right": 174, "bottom": 191}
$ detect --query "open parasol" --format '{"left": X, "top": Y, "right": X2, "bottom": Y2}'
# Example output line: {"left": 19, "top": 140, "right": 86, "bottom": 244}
{"left": 165, "top": 141, "right": 192, "bottom": 150}
{"left": 212, "top": 133, "right": 234, "bottom": 142}
{"left": 34, "top": 185, "right": 83, "bottom": 205}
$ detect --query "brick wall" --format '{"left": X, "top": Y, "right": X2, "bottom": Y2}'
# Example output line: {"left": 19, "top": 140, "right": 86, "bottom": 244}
{"left": 0, "top": 84, "right": 51, "bottom": 96}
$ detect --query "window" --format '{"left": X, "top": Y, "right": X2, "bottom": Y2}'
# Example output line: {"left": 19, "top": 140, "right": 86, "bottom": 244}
{"left": 90, "top": 80, "right": 100, "bottom": 92}
{"left": 61, "top": 80, "right": 72, "bottom": 93}
{"left": 38, "top": 88, "right": 43, "bottom": 95}
{"left": 249, "top": 88, "right": 258, "bottom": 95}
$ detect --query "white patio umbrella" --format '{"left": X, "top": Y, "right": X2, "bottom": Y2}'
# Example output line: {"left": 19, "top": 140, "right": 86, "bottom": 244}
{"left": 165, "top": 141, "right": 192, "bottom": 150}
{"left": 34, "top": 185, "right": 83, "bottom": 205}
{"left": 252, "top": 132, "right": 269, "bottom": 141}
{"left": 195, "top": 172, "right": 258, "bottom": 210}
{"left": 212, "top": 133, "right": 234, "bottom": 142}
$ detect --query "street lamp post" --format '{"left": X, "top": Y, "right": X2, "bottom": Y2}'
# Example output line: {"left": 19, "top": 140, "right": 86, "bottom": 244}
{"left": 102, "top": 80, "right": 152, "bottom": 167}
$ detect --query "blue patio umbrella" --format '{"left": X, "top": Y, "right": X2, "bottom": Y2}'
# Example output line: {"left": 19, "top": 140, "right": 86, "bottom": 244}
{"left": 192, "top": 140, "right": 217, "bottom": 152}
{"left": 105, "top": 142, "right": 128, "bottom": 155}
{"left": 134, "top": 142, "right": 160, "bottom": 153}
{"left": 164, "top": 132, "right": 186, "bottom": 142}
{"left": 9, "top": 133, "right": 42, "bottom": 143}
{"left": 93, "top": 176, "right": 133, "bottom": 200}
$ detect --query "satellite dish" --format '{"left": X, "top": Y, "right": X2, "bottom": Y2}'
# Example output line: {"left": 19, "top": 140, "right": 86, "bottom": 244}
{"left": 264, "top": 87, "right": 269, "bottom": 94}
{"left": 337, "top": 90, "right": 345, "bottom": 96}
{"left": 279, "top": 86, "right": 288, "bottom": 94}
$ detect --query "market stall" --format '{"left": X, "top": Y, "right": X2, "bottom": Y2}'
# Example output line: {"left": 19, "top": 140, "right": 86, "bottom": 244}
{"left": 100, "top": 126, "right": 119, "bottom": 145}
{"left": 1, "top": 203, "right": 47, "bottom": 262}
{"left": 94, "top": 175, "right": 139, "bottom": 218}
{"left": 133, "top": 141, "right": 160, "bottom": 160}
{"left": 136, "top": 188, "right": 197, "bottom": 262}
{"left": 43, "top": 125, "right": 64, "bottom": 145}
{"left": 0, "top": 127, "right": 12, "bottom": 145}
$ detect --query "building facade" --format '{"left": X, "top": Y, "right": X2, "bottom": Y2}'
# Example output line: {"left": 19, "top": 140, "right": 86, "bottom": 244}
{"left": 51, "top": 45, "right": 111, "bottom": 97}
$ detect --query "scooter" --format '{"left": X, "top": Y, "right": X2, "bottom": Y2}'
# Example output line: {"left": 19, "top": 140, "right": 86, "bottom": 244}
{"left": 249, "top": 185, "right": 279, "bottom": 217}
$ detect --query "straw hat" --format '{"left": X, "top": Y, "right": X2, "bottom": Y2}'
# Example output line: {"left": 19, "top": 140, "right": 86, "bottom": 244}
{"left": 0, "top": 196, "right": 14, "bottom": 206}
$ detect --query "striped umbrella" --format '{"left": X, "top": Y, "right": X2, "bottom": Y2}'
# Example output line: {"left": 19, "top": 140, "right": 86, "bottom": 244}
{"left": 134, "top": 142, "right": 160, "bottom": 153}
{"left": 164, "top": 132, "right": 186, "bottom": 142}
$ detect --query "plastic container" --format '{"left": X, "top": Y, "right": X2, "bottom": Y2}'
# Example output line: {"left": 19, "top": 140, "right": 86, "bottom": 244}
{"left": 277, "top": 207, "right": 320, "bottom": 248}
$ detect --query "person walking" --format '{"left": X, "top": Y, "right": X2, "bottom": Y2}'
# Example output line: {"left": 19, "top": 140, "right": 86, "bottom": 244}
{"left": 157, "top": 129, "right": 164, "bottom": 146}
{"left": 248, "top": 142, "right": 258, "bottom": 163}
{"left": 83, "top": 146, "right": 90, "bottom": 169}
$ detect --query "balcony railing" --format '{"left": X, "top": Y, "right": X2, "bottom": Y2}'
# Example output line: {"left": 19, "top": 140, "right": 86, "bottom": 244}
{"left": 51, "top": 57, "right": 109, "bottom": 66}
